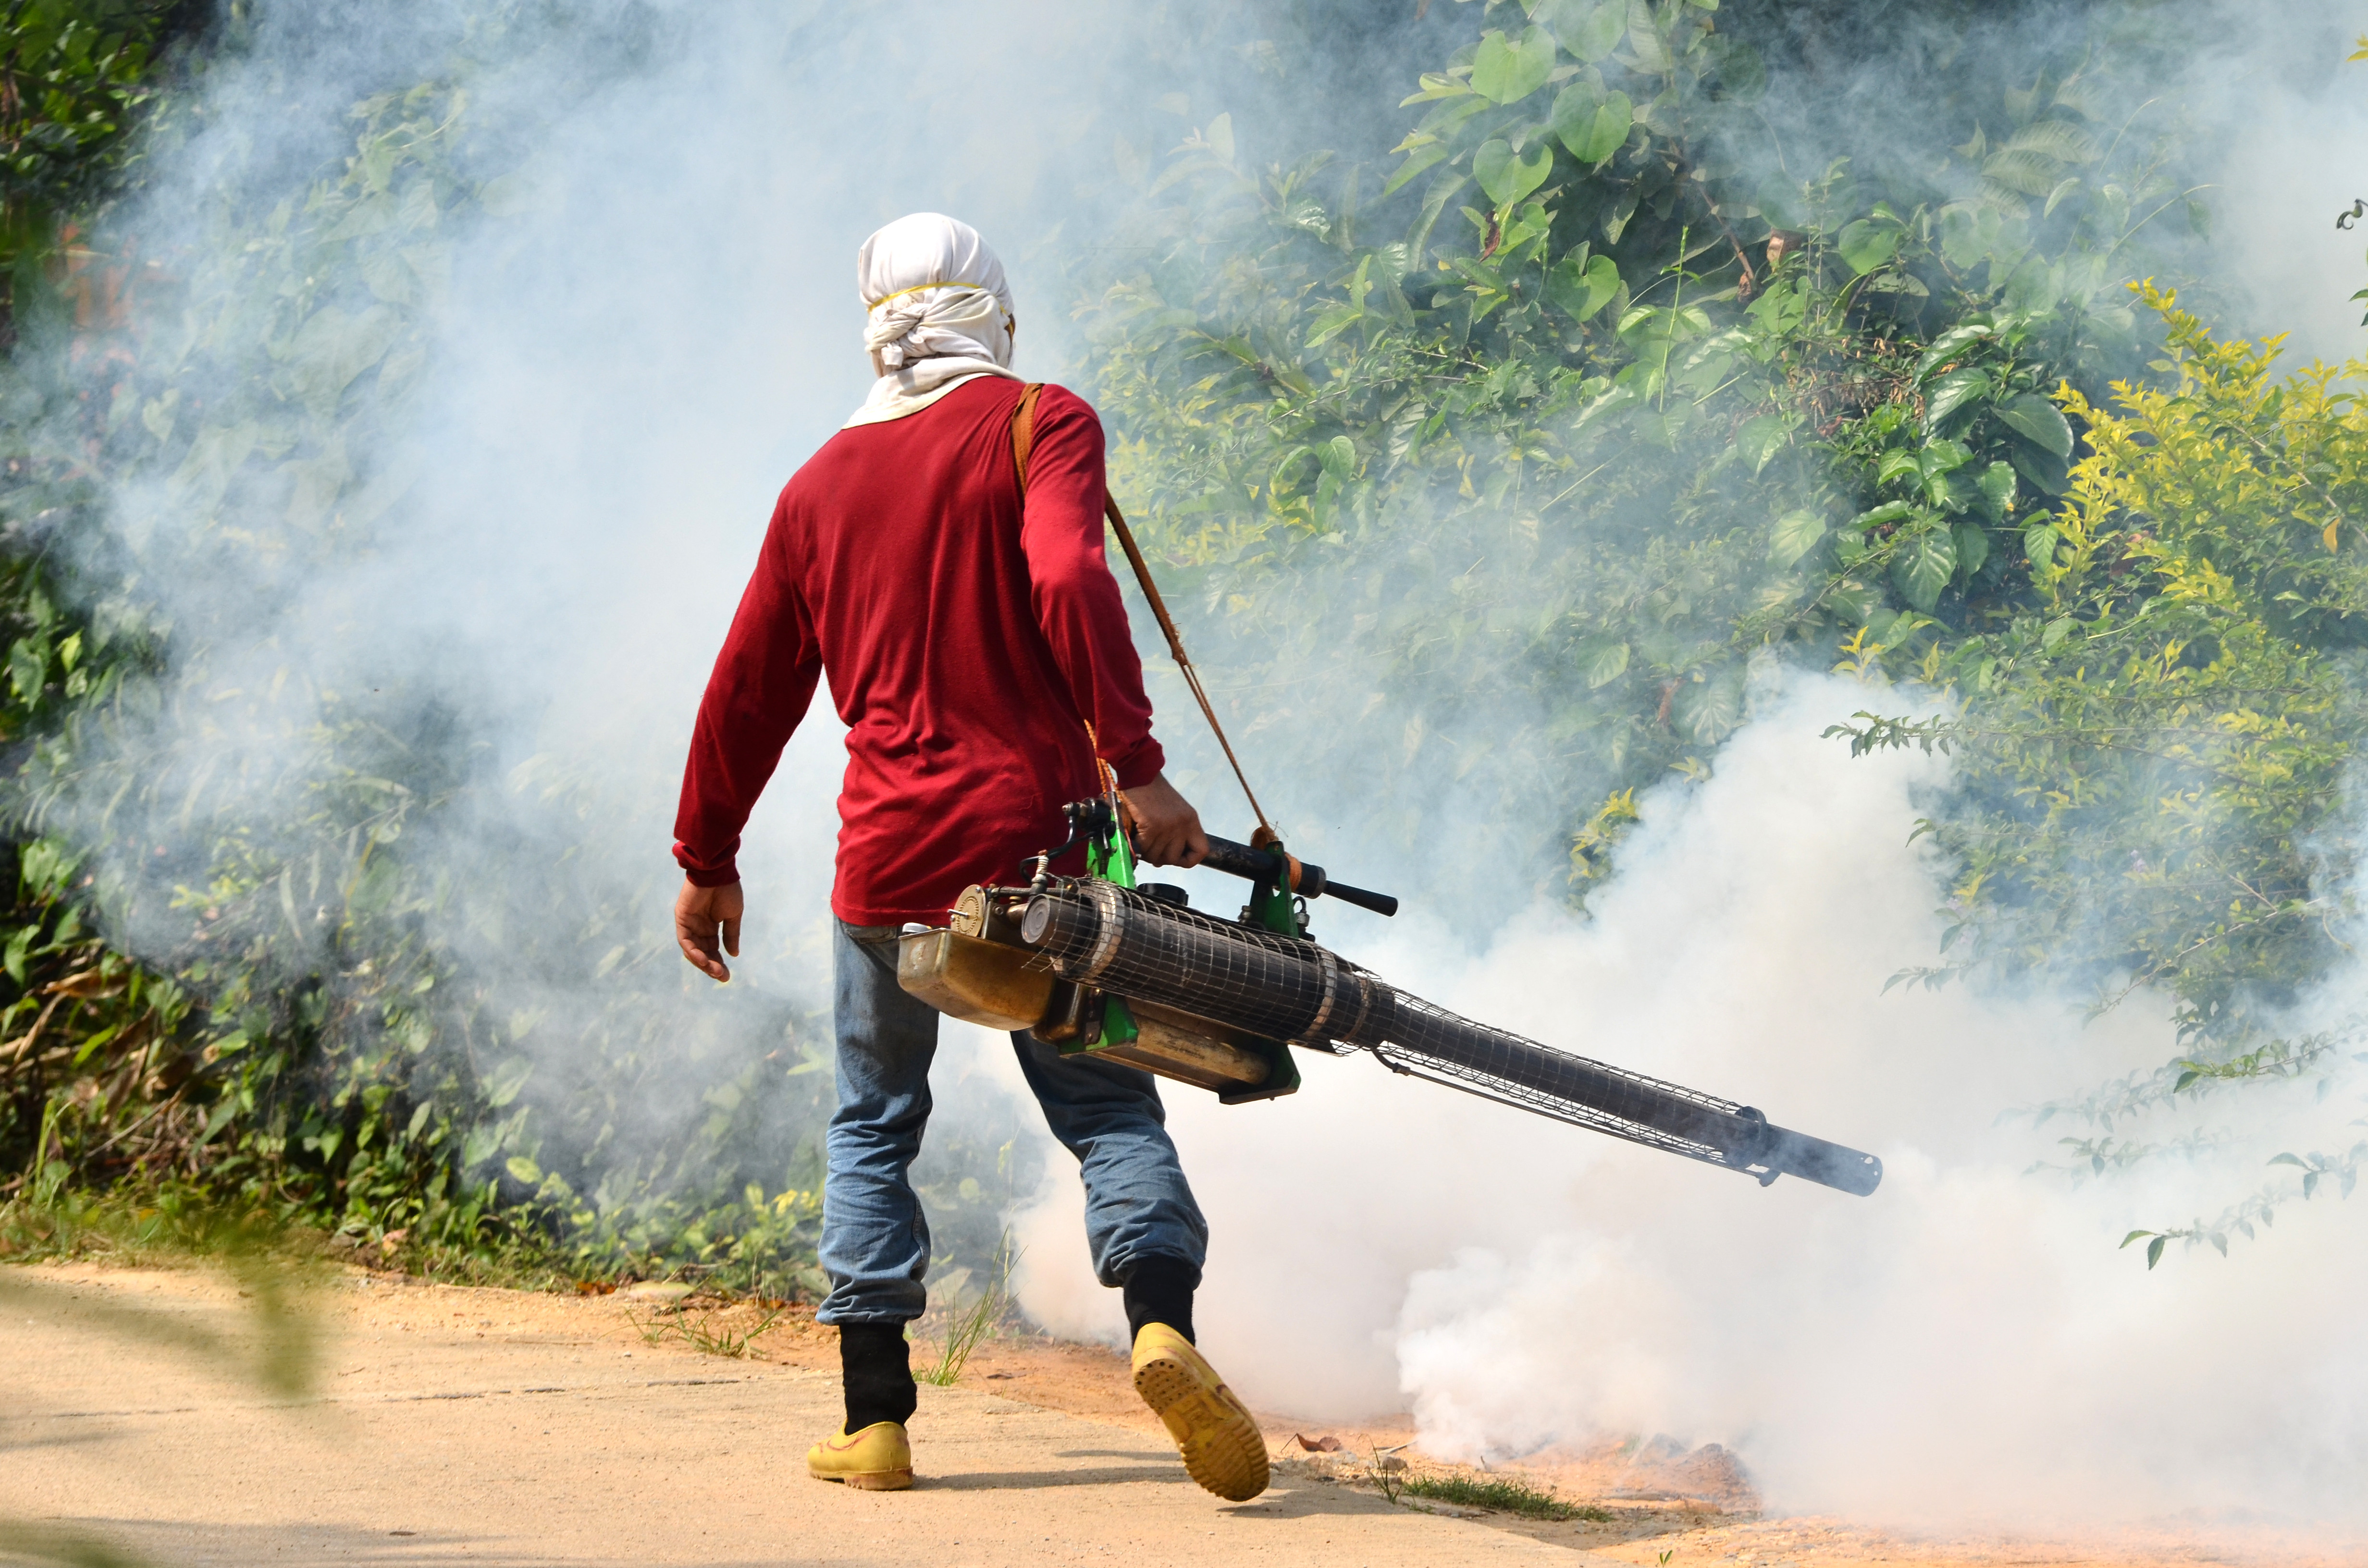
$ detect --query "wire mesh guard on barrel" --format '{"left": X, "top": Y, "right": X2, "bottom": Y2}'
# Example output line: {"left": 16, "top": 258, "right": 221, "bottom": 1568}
{"left": 1020, "top": 880, "right": 1881, "bottom": 1197}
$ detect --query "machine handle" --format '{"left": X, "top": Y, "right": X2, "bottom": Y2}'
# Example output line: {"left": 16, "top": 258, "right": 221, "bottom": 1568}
{"left": 1320, "top": 879, "right": 1400, "bottom": 919}
{"left": 1198, "top": 835, "right": 1399, "bottom": 918}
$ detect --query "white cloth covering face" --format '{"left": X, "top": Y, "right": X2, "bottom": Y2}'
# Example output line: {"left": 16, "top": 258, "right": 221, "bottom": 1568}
{"left": 844, "top": 212, "right": 1020, "bottom": 428}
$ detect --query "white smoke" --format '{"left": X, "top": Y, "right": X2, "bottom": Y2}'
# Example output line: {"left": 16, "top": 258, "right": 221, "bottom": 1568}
{"left": 1009, "top": 672, "right": 2368, "bottom": 1528}
{"left": 49, "top": 0, "right": 1165, "bottom": 1203}
{"left": 46, "top": 0, "right": 2368, "bottom": 1531}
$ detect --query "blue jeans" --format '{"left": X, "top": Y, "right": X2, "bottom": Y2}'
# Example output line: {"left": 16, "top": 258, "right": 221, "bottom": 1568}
{"left": 817, "top": 920, "right": 1209, "bottom": 1324}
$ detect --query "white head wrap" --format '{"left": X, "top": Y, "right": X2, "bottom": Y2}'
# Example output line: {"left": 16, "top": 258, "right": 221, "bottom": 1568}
{"left": 844, "top": 212, "right": 1021, "bottom": 428}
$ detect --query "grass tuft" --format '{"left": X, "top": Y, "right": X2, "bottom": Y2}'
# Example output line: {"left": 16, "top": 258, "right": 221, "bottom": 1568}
{"left": 628, "top": 1306, "right": 781, "bottom": 1359}
{"left": 1398, "top": 1473, "right": 1611, "bottom": 1522}
{"left": 916, "top": 1229, "right": 1017, "bottom": 1386}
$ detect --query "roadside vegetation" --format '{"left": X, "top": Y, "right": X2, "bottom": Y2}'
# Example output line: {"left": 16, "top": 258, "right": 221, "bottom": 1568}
{"left": 1399, "top": 1470, "right": 1610, "bottom": 1521}
{"left": 1, "top": 0, "right": 2361, "bottom": 1278}
{"left": 1082, "top": 0, "right": 2368, "bottom": 1258}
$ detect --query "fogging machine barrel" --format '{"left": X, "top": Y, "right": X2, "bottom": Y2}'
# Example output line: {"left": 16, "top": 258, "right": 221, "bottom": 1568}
{"left": 1019, "top": 881, "right": 1880, "bottom": 1197}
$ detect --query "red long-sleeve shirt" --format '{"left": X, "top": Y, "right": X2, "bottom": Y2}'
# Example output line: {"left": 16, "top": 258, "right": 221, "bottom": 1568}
{"left": 671, "top": 376, "right": 1165, "bottom": 926}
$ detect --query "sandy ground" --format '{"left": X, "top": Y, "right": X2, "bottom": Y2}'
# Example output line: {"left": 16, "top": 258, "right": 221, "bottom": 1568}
{"left": 1, "top": 1263, "right": 2359, "bottom": 1568}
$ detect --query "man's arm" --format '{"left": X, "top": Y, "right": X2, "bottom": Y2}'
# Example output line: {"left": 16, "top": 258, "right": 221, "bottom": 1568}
{"left": 671, "top": 502, "right": 822, "bottom": 981}
{"left": 1017, "top": 387, "right": 1208, "bottom": 867}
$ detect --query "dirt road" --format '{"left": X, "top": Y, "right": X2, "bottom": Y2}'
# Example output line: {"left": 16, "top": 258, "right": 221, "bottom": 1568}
{"left": 0, "top": 1263, "right": 1594, "bottom": 1567}
{"left": 3, "top": 1264, "right": 2357, "bottom": 1568}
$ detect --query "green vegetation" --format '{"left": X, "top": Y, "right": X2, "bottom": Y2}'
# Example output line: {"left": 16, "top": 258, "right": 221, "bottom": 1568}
{"left": 1082, "top": 0, "right": 2360, "bottom": 1255}
{"left": 0, "top": 0, "right": 202, "bottom": 342}
{"left": 1842, "top": 287, "right": 2368, "bottom": 1258}
{"left": 1400, "top": 1470, "right": 1611, "bottom": 1521}
{"left": 0, "top": 0, "right": 2359, "bottom": 1278}
{"left": 1084, "top": 0, "right": 2202, "bottom": 877}
{"left": 0, "top": 7, "right": 857, "bottom": 1286}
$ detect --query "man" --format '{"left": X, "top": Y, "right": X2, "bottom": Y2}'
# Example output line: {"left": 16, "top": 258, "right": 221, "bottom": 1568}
{"left": 670, "top": 213, "right": 1267, "bottom": 1501}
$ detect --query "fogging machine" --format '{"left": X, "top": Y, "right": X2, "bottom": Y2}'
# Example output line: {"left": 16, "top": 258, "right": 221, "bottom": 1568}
{"left": 897, "top": 798, "right": 1881, "bottom": 1197}
{"left": 902, "top": 382, "right": 1881, "bottom": 1196}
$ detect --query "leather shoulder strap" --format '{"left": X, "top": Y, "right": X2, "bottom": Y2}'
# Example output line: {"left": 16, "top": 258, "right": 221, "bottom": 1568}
{"left": 1000, "top": 377, "right": 1275, "bottom": 835}
{"left": 1010, "top": 382, "right": 1046, "bottom": 497}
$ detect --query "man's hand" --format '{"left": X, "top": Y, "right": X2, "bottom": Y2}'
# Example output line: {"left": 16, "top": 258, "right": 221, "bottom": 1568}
{"left": 1120, "top": 773, "right": 1209, "bottom": 868}
{"left": 675, "top": 878, "right": 744, "bottom": 982}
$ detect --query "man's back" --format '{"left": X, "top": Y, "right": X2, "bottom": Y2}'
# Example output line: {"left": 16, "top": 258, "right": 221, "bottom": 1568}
{"left": 673, "top": 375, "right": 1165, "bottom": 925}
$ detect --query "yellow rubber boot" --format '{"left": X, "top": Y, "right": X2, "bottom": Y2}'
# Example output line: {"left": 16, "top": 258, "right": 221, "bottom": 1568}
{"left": 1131, "top": 1323, "right": 1268, "bottom": 1501}
{"left": 806, "top": 1421, "right": 914, "bottom": 1491}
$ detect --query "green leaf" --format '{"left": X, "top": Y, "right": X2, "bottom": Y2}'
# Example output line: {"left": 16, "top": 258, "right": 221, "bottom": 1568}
{"left": 1923, "top": 366, "right": 1990, "bottom": 429}
{"left": 1538, "top": 0, "right": 1627, "bottom": 61}
{"left": 1582, "top": 638, "right": 1630, "bottom": 688}
{"left": 1545, "top": 250, "right": 1621, "bottom": 325}
{"left": 1602, "top": 188, "right": 1640, "bottom": 244}
{"left": 506, "top": 1156, "right": 543, "bottom": 1186}
{"left": 1713, "top": 39, "right": 1765, "bottom": 99}
{"left": 1976, "top": 460, "right": 2018, "bottom": 521}
{"left": 1891, "top": 525, "right": 1957, "bottom": 611}
{"left": 1473, "top": 138, "right": 1553, "bottom": 208}
{"left": 1997, "top": 391, "right": 2074, "bottom": 456}
{"left": 1952, "top": 521, "right": 1990, "bottom": 580}
{"left": 284, "top": 304, "right": 402, "bottom": 418}
{"left": 1675, "top": 671, "right": 1745, "bottom": 744}
{"left": 1918, "top": 439, "right": 1974, "bottom": 478}
{"left": 1837, "top": 219, "right": 1900, "bottom": 276}
{"left": 2172, "top": 1069, "right": 2201, "bottom": 1092}
{"left": 2, "top": 926, "right": 32, "bottom": 987}
{"left": 1469, "top": 27, "right": 1558, "bottom": 105}
{"left": 1381, "top": 143, "right": 1450, "bottom": 198}
{"left": 1849, "top": 500, "right": 1918, "bottom": 531}
{"left": 1737, "top": 415, "right": 1789, "bottom": 476}
{"left": 1408, "top": 170, "right": 1471, "bottom": 261}
{"left": 1550, "top": 79, "right": 1634, "bottom": 165}
{"left": 1305, "top": 304, "right": 1364, "bottom": 348}
{"left": 2009, "top": 442, "right": 2071, "bottom": 495}
{"left": 2000, "top": 118, "right": 2099, "bottom": 165}
{"left": 483, "top": 1056, "right": 535, "bottom": 1109}
{"left": 1270, "top": 445, "right": 1315, "bottom": 491}
{"left": 1915, "top": 323, "right": 1994, "bottom": 382}
{"left": 2145, "top": 1235, "right": 2167, "bottom": 1269}
{"left": 1876, "top": 450, "right": 1923, "bottom": 489}
{"left": 1931, "top": 470, "right": 1976, "bottom": 514}
{"left": 2119, "top": 1229, "right": 2155, "bottom": 1249}
{"left": 7, "top": 637, "right": 48, "bottom": 703}
{"left": 1769, "top": 508, "right": 1826, "bottom": 567}
{"left": 2268, "top": 1152, "right": 2309, "bottom": 1168}
{"left": 169, "top": 420, "right": 260, "bottom": 514}
{"left": 1626, "top": 1, "right": 1675, "bottom": 73}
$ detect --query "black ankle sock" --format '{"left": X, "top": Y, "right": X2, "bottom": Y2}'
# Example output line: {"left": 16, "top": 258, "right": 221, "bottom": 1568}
{"left": 839, "top": 1321, "right": 917, "bottom": 1431}
{"left": 1121, "top": 1254, "right": 1200, "bottom": 1345}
